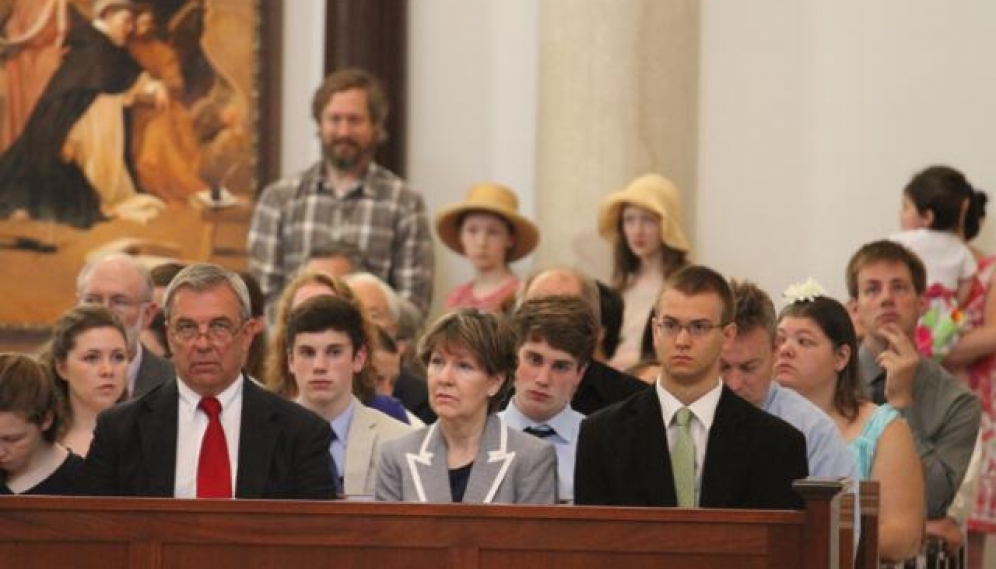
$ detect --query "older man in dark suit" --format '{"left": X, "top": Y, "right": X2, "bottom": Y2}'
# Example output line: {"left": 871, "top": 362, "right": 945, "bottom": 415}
{"left": 575, "top": 265, "right": 808, "bottom": 509}
{"left": 82, "top": 263, "right": 336, "bottom": 499}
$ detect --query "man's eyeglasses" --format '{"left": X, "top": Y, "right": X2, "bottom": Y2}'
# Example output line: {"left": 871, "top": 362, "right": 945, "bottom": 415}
{"left": 171, "top": 320, "right": 244, "bottom": 344}
{"left": 656, "top": 318, "right": 727, "bottom": 338}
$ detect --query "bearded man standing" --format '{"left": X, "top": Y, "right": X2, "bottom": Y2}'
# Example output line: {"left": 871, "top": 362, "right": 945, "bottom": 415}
{"left": 248, "top": 69, "right": 433, "bottom": 316}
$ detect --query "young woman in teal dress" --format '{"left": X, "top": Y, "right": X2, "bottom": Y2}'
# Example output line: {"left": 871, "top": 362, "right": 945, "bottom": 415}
{"left": 773, "top": 283, "right": 925, "bottom": 563}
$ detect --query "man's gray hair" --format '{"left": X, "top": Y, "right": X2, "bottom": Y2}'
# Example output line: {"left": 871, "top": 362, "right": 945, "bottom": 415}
{"left": 343, "top": 272, "right": 401, "bottom": 324}
{"left": 163, "top": 263, "right": 252, "bottom": 321}
{"left": 76, "top": 252, "right": 154, "bottom": 302}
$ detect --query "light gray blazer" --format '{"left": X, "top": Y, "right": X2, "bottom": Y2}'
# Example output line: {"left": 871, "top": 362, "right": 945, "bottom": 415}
{"left": 374, "top": 414, "right": 557, "bottom": 504}
{"left": 343, "top": 402, "right": 415, "bottom": 498}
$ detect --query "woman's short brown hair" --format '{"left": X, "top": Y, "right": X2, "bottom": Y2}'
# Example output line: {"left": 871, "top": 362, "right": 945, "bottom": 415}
{"left": 418, "top": 309, "right": 518, "bottom": 413}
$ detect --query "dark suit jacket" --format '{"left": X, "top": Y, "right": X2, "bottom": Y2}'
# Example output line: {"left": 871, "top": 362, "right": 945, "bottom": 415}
{"left": 393, "top": 371, "right": 435, "bottom": 424}
{"left": 575, "top": 385, "right": 808, "bottom": 509}
{"left": 133, "top": 346, "right": 174, "bottom": 399}
{"left": 571, "top": 360, "right": 648, "bottom": 416}
{"left": 82, "top": 378, "right": 336, "bottom": 499}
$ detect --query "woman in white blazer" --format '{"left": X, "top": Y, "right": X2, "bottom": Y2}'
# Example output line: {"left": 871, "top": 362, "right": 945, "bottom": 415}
{"left": 375, "top": 309, "right": 557, "bottom": 503}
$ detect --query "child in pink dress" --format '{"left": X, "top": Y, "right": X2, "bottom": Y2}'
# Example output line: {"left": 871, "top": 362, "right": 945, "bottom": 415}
{"left": 889, "top": 165, "right": 977, "bottom": 360}
{"left": 436, "top": 183, "right": 539, "bottom": 313}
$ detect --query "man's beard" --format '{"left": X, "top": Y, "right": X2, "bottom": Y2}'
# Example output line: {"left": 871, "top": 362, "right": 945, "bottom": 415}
{"left": 323, "top": 138, "right": 371, "bottom": 172}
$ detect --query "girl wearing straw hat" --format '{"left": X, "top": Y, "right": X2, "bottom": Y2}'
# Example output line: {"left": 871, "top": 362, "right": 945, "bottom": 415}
{"left": 436, "top": 183, "right": 539, "bottom": 313}
{"left": 597, "top": 173, "right": 690, "bottom": 371}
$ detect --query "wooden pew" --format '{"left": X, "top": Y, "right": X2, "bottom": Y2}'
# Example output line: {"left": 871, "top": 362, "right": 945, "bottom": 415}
{"left": 0, "top": 479, "right": 846, "bottom": 569}
{"left": 856, "top": 480, "right": 881, "bottom": 568}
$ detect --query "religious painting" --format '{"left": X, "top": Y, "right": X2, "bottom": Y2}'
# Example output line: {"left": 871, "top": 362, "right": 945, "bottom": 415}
{"left": 0, "top": 0, "right": 280, "bottom": 329}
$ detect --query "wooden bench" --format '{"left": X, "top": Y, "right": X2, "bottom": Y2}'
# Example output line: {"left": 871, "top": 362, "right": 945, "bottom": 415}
{"left": 0, "top": 479, "right": 847, "bottom": 569}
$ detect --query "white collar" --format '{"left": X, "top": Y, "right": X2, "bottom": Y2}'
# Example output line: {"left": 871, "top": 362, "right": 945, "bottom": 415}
{"left": 655, "top": 378, "right": 723, "bottom": 429}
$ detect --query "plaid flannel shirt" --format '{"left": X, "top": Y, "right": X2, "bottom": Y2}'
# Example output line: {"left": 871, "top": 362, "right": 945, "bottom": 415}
{"left": 248, "top": 161, "right": 434, "bottom": 314}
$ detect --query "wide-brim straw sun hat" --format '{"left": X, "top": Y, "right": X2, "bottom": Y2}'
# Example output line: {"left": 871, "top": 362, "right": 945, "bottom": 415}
{"left": 597, "top": 173, "right": 690, "bottom": 253}
{"left": 435, "top": 183, "right": 540, "bottom": 262}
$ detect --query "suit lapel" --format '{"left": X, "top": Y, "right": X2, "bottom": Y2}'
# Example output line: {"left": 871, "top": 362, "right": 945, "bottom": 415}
{"left": 404, "top": 423, "right": 450, "bottom": 502}
{"left": 137, "top": 381, "right": 179, "bottom": 496}
{"left": 699, "top": 387, "right": 748, "bottom": 507}
{"left": 235, "top": 380, "right": 279, "bottom": 498}
{"left": 463, "top": 415, "right": 515, "bottom": 504}
{"left": 344, "top": 405, "right": 377, "bottom": 496}
{"left": 134, "top": 347, "right": 174, "bottom": 398}
{"left": 631, "top": 389, "right": 675, "bottom": 506}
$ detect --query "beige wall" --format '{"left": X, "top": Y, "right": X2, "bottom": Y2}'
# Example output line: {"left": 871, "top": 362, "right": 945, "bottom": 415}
{"left": 281, "top": 1, "right": 996, "bottom": 309}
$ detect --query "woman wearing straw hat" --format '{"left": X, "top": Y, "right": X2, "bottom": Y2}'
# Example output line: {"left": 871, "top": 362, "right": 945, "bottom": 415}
{"left": 597, "top": 173, "right": 691, "bottom": 371}
{"left": 436, "top": 183, "right": 539, "bottom": 313}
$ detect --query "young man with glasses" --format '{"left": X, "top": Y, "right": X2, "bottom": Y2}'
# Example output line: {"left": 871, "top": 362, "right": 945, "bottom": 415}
{"left": 575, "top": 265, "right": 808, "bottom": 509}
{"left": 82, "top": 263, "right": 337, "bottom": 499}
{"left": 76, "top": 253, "right": 173, "bottom": 398}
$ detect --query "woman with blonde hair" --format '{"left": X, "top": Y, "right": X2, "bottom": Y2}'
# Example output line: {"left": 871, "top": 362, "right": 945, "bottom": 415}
{"left": 597, "top": 173, "right": 690, "bottom": 370}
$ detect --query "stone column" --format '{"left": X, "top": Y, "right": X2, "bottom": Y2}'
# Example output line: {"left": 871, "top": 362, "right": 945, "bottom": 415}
{"left": 534, "top": 0, "right": 700, "bottom": 280}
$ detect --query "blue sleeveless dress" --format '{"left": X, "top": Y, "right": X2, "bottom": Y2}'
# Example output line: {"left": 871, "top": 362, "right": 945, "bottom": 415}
{"left": 848, "top": 404, "right": 901, "bottom": 479}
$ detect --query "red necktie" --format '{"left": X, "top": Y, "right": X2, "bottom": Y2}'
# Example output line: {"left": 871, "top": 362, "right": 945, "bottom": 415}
{"left": 197, "top": 396, "right": 232, "bottom": 498}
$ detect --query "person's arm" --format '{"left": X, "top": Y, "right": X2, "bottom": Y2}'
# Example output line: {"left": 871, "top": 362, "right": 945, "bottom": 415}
{"left": 945, "top": 280, "right": 996, "bottom": 366}
{"left": 955, "top": 277, "right": 973, "bottom": 307}
{"left": 80, "top": 412, "right": 121, "bottom": 496}
{"left": 877, "top": 325, "right": 920, "bottom": 410}
{"left": 757, "top": 426, "right": 808, "bottom": 510}
{"left": 373, "top": 441, "right": 404, "bottom": 501}
{"left": 912, "top": 386, "right": 981, "bottom": 518}
{"left": 247, "top": 185, "right": 287, "bottom": 315}
{"left": 573, "top": 419, "right": 610, "bottom": 505}
{"left": 388, "top": 194, "right": 434, "bottom": 315}
{"left": 516, "top": 443, "right": 558, "bottom": 504}
{"left": 290, "top": 416, "right": 337, "bottom": 500}
{"left": 872, "top": 418, "right": 926, "bottom": 563}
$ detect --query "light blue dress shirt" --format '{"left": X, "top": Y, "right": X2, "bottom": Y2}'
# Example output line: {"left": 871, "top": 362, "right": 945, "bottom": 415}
{"left": 329, "top": 399, "right": 357, "bottom": 481}
{"left": 763, "top": 382, "right": 857, "bottom": 478}
{"left": 499, "top": 401, "right": 584, "bottom": 503}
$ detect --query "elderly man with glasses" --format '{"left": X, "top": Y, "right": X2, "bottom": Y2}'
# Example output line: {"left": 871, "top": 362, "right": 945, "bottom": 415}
{"left": 82, "top": 263, "right": 337, "bottom": 500}
{"left": 77, "top": 253, "right": 174, "bottom": 398}
{"left": 575, "top": 265, "right": 808, "bottom": 510}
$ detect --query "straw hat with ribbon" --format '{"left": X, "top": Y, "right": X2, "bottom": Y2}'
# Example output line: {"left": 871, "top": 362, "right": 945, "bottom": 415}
{"left": 597, "top": 173, "right": 690, "bottom": 252}
{"left": 435, "top": 183, "right": 539, "bottom": 262}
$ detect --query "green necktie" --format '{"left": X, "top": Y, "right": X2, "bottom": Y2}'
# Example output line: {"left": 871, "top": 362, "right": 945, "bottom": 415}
{"left": 671, "top": 407, "right": 696, "bottom": 507}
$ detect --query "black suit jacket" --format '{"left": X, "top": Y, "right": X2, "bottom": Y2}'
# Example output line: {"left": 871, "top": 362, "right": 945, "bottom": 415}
{"left": 571, "top": 360, "right": 649, "bottom": 416}
{"left": 393, "top": 371, "right": 435, "bottom": 424}
{"left": 82, "top": 378, "right": 336, "bottom": 499}
{"left": 575, "top": 385, "right": 808, "bottom": 509}
{"left": 133, "top": 346, "right": 174, "bottom": 399}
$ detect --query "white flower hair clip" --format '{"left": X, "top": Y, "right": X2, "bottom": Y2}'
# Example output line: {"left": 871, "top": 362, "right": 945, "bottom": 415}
{"left": 782, "top": 278, "right": 827, "bottom": 305}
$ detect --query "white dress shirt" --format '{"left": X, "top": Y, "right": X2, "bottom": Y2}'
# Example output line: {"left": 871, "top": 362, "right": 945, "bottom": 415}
{"left": 655, "top": 378, "right": 723, "bottom": 506}
{"left": 174, "top": 376, "right": 244, "bottom": 498}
